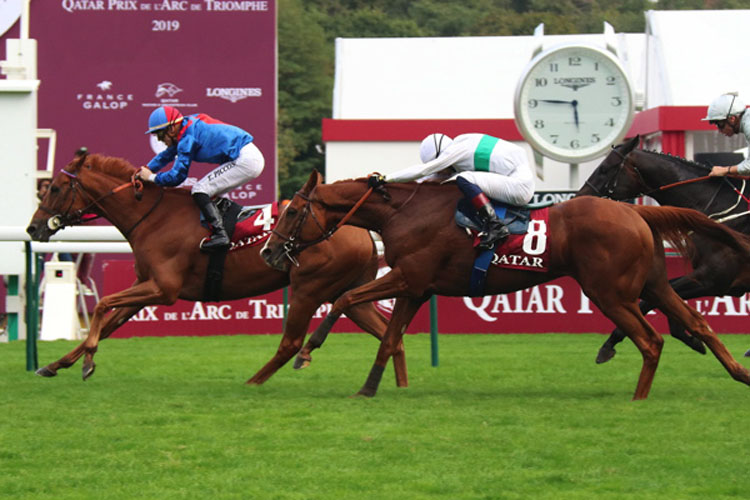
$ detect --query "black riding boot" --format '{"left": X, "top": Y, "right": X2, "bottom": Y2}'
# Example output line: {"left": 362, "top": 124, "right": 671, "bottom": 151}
{"left": 193, "top": 193, "right": 230, "bottom": 252}
{"left": 476, "top": 200, "right": 509, "bottom": 251}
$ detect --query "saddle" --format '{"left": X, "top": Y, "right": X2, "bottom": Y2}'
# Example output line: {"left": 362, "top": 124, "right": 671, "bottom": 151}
{"left": 454, "top": 198, "right": 552, "bottom": 235}
{"left": 455, "top": 198, "right": 554, "bottom": 297}
{"left": 200, "top": 198, "right": 279, "bottom": 301}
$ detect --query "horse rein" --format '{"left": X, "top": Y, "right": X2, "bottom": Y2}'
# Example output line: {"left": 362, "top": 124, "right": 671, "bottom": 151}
{"left": 271, "top": 185, "right": 376, "bottom": 266}
{"left": 41, "top": 170, "right": 161, "bottom": 238}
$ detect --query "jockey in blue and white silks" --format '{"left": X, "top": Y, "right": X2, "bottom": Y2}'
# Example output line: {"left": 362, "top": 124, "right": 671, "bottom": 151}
{"left": 137, "top": 105, "right": 265, "bottom": 252}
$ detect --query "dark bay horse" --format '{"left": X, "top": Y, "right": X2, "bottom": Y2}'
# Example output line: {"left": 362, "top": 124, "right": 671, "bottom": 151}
{"left": 26, "top": 151, "right": 407, "bottom": 386}
{"left": 261, "top": 170, "right": 750, "bottom": 400}
{"left": 578, "top": 135, "right": 750, "bottom": 363}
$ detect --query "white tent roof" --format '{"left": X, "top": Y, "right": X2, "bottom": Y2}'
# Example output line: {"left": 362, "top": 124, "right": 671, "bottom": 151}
{"left": 645, "top": 9, "right": 750, "bottom": 108}
{"left": 333, "top": 32, "right": 645, "bottom": 120}
{"left": 332, "top": 9, "right": 750, "bottom": 120}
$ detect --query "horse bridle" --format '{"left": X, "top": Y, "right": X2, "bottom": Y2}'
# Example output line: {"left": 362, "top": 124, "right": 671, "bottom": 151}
{"left": 270, "top": 183, "right": 394, "bottom": 266}
{"left": 40, "top": 169, "right": 160, "bottom": 238}
{"left": 583, "top": 146, "right": 656, "bottom": 200}
{"left": 269, "top": 190, "right": 335, "bottom": 266}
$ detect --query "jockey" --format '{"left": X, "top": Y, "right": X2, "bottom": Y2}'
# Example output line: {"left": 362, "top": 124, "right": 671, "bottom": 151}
{"left": 369, "top": 133, "right": 535, "bottom": 251}
{"left": 137, "top": 106, "right": 265, "bottom": 252}
{"left": 704, "top": 92, "right": 750, "bottom": 178}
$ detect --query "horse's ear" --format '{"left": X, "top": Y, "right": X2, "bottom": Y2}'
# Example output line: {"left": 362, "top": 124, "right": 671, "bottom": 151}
{"left": 74, "top": 147, "right": 89, "bottom": 159}
{"left": 623, "top": 135, "right": 639, "bottom": 154}
{"left": 303, "top": 169, "right": 323, "bottom": 193}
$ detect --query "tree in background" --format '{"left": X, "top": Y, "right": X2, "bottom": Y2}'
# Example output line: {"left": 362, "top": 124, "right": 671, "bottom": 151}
{"left": 277, "top": 0, "right": 333, "bottom": 200}
{"left": 277, "top": 0, "right": 735, "bottom": 198}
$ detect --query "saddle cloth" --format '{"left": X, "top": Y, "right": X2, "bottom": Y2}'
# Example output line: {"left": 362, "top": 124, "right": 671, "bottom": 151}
{"left": 206, "top": 198, "right": 279, "bottom": 252}
{"left": 455, "top": 199, "right": 552, "bottom": 296}
{"left": 200, "top": 198, "right": 279, "bottom": 302}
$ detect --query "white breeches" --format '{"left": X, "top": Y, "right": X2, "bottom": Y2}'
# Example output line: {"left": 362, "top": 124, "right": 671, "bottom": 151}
{"left": 191, "top": 142, "right": 265, "bottom": 197}
{"left": 456, "top": 169, "right": 535, "bottom": 206}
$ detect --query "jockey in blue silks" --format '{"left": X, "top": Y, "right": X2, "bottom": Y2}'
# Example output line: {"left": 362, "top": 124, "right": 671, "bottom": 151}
{"left": 136, "top": 105, "right": 265, "bottom": 252}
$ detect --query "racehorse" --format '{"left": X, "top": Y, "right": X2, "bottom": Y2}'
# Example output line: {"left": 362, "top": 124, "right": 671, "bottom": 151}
{"left": 25, "top": 150, "right": 407, "bottom": 386}
{"left": 261, "top": 170, "right": 750, "bottom": 400}
{"left": 577, "top": 135, "right": 750, "bottom": 363}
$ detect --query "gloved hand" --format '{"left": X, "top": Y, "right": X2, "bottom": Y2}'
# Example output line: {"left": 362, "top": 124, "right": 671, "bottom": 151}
{"left": 367, "top": 173, "right": 386, "bottom": 189}
{"left": 136, "top": 166, "right": 155, "bottom": 182}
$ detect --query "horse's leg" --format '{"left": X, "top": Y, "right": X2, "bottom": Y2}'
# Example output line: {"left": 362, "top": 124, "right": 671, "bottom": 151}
{"left": 597, "top": 274, "right": 711, "bottom": 364}
{"left": 338, "top": 302, "right": 408, "bottom": 388}
{"left": 293, "top": 302, "right": 402, "bottom": 374}
{"left": 246, "top": 295, "right": 320, "bottom": 385}
{"left": 642, "top": 286, "right": 750, "bottom": 388}
{"left": 357, "top": 297, "right": 424, "bottom": 398}
{"left": 300, "top": 268, "right": 411, "bottom": 356}
{"left": 79, "top": 280, "right": 177, "bottom": 380}
{"left": 35, "top": 305, "right": 142, "bottom": 378}
{"left": 596, "top": 298, "right": 655, "bottom": 364}
{"left": 98, "top": 306, "right": 143, "bottom": 340}
{"left": 597, "top": 300, "right": 664, "bottom": 400}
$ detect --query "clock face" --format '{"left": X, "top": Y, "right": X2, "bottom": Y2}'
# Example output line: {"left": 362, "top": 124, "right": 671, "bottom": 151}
{"left": 514, "top": 44, "right": 634, "bottom": 163}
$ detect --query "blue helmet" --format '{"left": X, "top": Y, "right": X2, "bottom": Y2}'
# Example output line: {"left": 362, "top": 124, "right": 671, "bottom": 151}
{"left": 145, "top": 106, "right": 183, "bottom": 134}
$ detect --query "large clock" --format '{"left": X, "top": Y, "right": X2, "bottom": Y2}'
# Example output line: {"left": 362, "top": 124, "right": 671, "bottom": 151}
{"left": 513, "top": 43, "right": 635, "bottom": 163}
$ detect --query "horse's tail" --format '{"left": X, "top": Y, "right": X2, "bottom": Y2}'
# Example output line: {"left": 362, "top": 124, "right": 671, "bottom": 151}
{"left": 628, "top": 204, "right": 750, "bottom": 258}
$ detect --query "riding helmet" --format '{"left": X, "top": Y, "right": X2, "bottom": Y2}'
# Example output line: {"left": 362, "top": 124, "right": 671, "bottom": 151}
{"left": 419, "top": 133, "right": 453, "bottom": 163}
{"left": 145, "top": 106, "right": 184, "bottom": 134}
{"left": 702, "top": 93, "right": 746, "bottom": 121}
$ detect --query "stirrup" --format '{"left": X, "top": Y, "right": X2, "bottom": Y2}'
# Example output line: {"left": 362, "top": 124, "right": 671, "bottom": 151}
{"left": 477, "top": 225, "right": 509, "bottom": 251}
{"left": 199, "top": 234, "right": 230, "bottom": 252}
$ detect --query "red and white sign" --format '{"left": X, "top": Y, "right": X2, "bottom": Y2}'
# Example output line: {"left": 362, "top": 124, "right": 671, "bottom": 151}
{"left": 102, "top": 257, "right": 750, "bottom": 337}
{"left": 3, "top": 0, "right": 277, "bottom": 204}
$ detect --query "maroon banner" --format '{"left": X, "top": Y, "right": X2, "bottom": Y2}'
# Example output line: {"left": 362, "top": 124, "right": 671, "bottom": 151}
{"left": 102, "top": 256, "right": 750, "bottom": 337}
{"left": 5, "top": 0, "right": 277, "bottom": 204}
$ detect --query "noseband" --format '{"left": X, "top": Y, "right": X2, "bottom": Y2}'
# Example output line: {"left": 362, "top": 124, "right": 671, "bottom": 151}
{"left": 40, "top": 169, "right": 154, "bottom": 237}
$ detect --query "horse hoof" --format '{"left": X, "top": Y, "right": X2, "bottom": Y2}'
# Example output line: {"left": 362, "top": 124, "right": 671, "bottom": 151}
{"left": 596, "top": 346, "right": 616, "bottom": 364}
{"left": 687, "top": 337, "right": 707, "bottom": 355}
{"left": 35, "top": 366, "right": 57, "bottom": 377}
{"left": 744, "top": 349, "right": 750, "bottom": 358}
{"left": 293, "top": 356, "right": 311, "bottom": 370}
{"left": 82, "top": 362, "right": 96, "bottom": 381}
{"left": 353, "top": 387, "right": 376, "bottom": 398}
{"left": 245, "top": 373, "right": 266, "bottom": 385}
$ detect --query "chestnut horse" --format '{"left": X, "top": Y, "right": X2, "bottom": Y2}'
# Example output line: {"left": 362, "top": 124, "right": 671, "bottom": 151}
{"left": 578, "top": 135, "right": 750, "bottom": 363}
{"left": 261, "top": 170, "right": 750, "bottom": 400}
{"left": 26, "top": 151, "right": 407, "bottom": 386}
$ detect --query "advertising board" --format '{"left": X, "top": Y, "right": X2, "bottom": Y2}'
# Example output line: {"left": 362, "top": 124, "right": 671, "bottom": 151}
{"left": 102, "top": 257, "right": 750, "bottom": 337}
{"left": 3, "top": 0, "right": 277, "bottom": 204}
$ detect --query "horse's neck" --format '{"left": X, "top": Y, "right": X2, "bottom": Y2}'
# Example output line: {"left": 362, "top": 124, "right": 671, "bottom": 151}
{"left": 81, "top": 169, "right": 174, "bottom": 237}
{"left": 639, "top": 153, "right": 713, "bottom": 212}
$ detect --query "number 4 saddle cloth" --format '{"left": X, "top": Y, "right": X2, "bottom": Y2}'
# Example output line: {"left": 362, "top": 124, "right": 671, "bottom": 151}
{"left": 455, "top": 199, "right": 552, "bottom": 296}
{"left": 205, "top": 198, "right": 280, "bottom": 252}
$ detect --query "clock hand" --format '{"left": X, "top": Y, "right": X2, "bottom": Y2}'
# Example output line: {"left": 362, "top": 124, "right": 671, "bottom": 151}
{"left": 539, "top": 99, "right": 575, "bottom": 104}
{"left": 572, "top": 99, "right": 579, "bottom": 131}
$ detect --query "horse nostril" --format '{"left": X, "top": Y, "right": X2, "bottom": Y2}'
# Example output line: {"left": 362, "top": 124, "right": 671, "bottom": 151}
{"left": 26, "top": 225, "right": 36, "bottom": 236}
{"left": 260, "top": 247, "right": 272, "bottom": 259}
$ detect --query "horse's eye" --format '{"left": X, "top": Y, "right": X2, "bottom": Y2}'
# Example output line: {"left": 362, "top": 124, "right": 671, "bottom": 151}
{"left": 287, "top": 208, "right": 298, "bottom": 216}
{"left": 50, "top": 185, "right": 60, "bottom": 194}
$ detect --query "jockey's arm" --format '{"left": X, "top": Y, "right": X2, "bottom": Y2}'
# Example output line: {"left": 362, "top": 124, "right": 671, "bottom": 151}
{"left": 385, "top": 147, "right": 467, "bottom": 183}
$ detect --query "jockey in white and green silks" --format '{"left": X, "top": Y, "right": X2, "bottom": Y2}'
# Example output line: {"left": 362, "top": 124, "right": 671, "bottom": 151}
{"left": 379, "top": 133, "right": 535, "bottom": 251}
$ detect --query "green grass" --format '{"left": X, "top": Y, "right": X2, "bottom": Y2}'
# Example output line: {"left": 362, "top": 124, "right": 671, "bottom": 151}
{"left": 1, "top": 333, "right": 750, "bottom": 499}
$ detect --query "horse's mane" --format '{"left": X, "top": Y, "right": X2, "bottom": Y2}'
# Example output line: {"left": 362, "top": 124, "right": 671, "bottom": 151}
{"left": 86, "top": 154, "right": 137, "bottom": 180}
{"left": 639, "top": 149, "right": 712, "bottom": 175}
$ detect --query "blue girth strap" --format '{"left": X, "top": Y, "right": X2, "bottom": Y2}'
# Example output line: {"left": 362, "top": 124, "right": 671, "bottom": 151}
{"left": 468, "top": 205, "right": 506, "bottom": 296}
